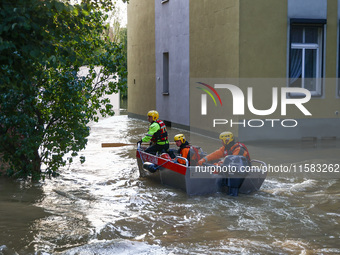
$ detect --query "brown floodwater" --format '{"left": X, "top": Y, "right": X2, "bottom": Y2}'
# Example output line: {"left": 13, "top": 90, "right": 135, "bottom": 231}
{"left": 0, "top": 112, "right": 339, "bottom": 254}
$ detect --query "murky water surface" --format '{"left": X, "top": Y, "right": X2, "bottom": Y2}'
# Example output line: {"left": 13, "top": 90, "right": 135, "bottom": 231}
{"left": 0, "top": 113, "right": 339, "bottom": 254}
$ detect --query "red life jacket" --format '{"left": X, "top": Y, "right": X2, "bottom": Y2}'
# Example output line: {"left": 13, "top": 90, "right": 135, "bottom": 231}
{"left": 151, "top": 119, "right": 168, "bottom": 143}
{"left": 190, "top": 146, "right": 201, "bottom": 162}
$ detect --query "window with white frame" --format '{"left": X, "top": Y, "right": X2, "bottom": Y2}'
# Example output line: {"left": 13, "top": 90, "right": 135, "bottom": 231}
{"left": 289, "top": 20, "right": 325, "bottom": 96}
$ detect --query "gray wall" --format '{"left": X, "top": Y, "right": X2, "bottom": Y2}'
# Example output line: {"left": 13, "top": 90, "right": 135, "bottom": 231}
{"left": 288, "top": 0, "right": 327, "bottom": 19}
{"left": 155, "top": 0, "right": 190, "bottom": 126}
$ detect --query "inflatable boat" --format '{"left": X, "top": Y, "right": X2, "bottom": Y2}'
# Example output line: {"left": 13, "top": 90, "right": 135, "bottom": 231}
{"left": 136, "top": 145, "right": 267, "bottom": 196}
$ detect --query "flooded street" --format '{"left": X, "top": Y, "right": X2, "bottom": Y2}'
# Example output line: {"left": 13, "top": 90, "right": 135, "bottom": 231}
{"left": 1, "top": 113, "right": 340, "bottom": 254}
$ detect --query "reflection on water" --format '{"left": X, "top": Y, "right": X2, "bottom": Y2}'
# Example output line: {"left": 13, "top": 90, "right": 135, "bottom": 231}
{"left": 0, "top": 114, "right": 339, "bottom": 254}
{"left": 0, "top": 180, "right": 47, "bottom": 254}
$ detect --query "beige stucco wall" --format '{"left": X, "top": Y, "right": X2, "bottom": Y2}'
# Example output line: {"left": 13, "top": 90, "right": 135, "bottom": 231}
{"left": 188, "top": 0, "right": 340, "bottom": 139}
{"left": 190, "top": 0, "right": 339, "bottom": 124}
{"left": 282, "top": 0, "right": 340, "bottom": 120}
{"left": 189, "top": 0, "right": 241, "bottom": 137}
{"left": 189, "top": 0, "right": 240, "bottom": 78}
{"left": 127, "top": 0, "right": 156, "bottom": 118}
{"left": 238, "top": 0, "right": 340, "bottom": 140}
{"left": 239, "top": 0, "right": 287, "bottom": 79}
{"left": 280, "top": 0, "right": 340, "bottom": 120}
{"left": 322, "top": 0, "right": 340, "bottom": 119}
{"left": 238, "top": 0, "right": 288, "bottom": 120}
{"left": 128, "top": 0, "right": 340, "bottom": 140}
{"left": 189, "top": 0, "right": 289, "bottom": 136}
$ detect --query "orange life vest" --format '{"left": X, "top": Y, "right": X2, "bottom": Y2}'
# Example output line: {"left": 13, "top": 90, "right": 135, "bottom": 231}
{"left": 178, "top": 144, "right": 202, "bottom": 165}
{"left": 227, "top": 142, "right": 251, "bottom": 162}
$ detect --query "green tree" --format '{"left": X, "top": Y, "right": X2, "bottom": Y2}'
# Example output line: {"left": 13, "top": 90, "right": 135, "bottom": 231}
{"left": 0, "top": 0, "right": 127, "bottom": 180}
{"left": 118, "top": 27, "right": 127, "bottom": 98}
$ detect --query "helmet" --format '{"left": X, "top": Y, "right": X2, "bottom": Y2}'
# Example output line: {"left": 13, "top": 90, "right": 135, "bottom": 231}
{"left": 174, "top": 134, "right": 186, "bottom": 143}
{"left": 219, "top": 131, "right": 234, "bottom": 145}
{"left": 147, "top": 110, "right": 159, "bottom": 121}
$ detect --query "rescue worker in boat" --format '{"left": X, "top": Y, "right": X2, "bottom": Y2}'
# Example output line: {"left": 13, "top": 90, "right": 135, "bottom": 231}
{"left": 172, "top": 134, "right": 202, "bottom": 165}
{"left": 197, "top": 131, "right": 250, "bottom": 165}
{"left": 198, "top": 131, "right": 250, "bottom": 196}
{"left": 174, "top": 134, "right": 190, "bottom": 165}
{"left": 137, "top": 110, "right": 169, "bottom": 155}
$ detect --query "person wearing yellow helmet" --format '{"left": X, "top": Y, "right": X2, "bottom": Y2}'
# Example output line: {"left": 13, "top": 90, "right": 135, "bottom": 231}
{"left": 137, "top": 110, "right": 169, "bottom": 155}
{"left": 198, "top": 131, "right": 250, "bottom": 165}
{"left": 174, "top": 134, "right": 186, "bottom": 144}
{"left": 219, "top": 131, "right": 234, "bottom": 146}
{"left": 174, "top": 134, "right": 190, "bottom": 165}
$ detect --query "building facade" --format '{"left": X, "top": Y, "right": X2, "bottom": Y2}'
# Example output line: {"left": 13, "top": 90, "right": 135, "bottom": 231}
{"left": 127, "top": 0, "right": 340, "bottom": 141}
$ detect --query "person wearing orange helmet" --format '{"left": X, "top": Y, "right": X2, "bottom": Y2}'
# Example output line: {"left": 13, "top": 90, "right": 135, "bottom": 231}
{"left": 198, "top": 131, "right": 250, "bottom": 165}
{"left": 174, "top": 134, "right": 190, "bottom": 165}
{"left": 137, "top": 110, "right": 169, "bottom": 155}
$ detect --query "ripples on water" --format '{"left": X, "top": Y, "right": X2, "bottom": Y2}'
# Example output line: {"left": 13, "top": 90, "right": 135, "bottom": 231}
{"left": 0, "top": 114, "right": 339, "bottom": 254}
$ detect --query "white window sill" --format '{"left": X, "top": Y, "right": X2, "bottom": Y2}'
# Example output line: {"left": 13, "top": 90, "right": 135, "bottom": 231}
{"left": 289, "top": 92, "right": 322, "bottom": 98}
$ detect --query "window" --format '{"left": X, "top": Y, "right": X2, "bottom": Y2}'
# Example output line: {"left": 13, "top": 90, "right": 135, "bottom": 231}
{"left": 163, "top": 52, "right": 169, "bottom": 95}
{"left": 289, "top": 20, "right": 325, "bottom": 96}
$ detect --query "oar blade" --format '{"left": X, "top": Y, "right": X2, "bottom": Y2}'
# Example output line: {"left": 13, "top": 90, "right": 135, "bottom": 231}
{"left": 101, "top": 142, "right": 176, "bottom": 148}
{"left": 101, "top": 143, "right": 133, "bottom": 147}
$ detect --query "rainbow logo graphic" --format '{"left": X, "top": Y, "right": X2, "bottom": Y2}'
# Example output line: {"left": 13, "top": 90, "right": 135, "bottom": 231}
{"left": 196, "top": 82, "right": 223, "bottom": 115}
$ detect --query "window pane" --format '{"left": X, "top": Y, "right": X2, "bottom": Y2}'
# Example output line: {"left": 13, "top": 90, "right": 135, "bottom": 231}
{"left": 289, "top": 48, "right": 302, "bottom": 86}
{"left": 291, "top": 26, "right": 303, "bottom": 43}
{"left": 305, "top": 49, "right": 317, "bottom": 78}
{"left": 304, "top": 78, "right": 317, "bottom": 91}
{"left": 304, "top": 49, "right": 317, "bottom": 91}
{"left": 305, "top": 27, "right": 319, "bottom": 43}
{"left": 290, "top": 78, "right": 302, "bottom": 88}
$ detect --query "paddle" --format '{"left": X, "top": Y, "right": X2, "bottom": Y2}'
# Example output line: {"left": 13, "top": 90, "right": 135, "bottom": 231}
{"left": 101, "top": 142, "right": 176, "bottom": 147}
{"left": 102, "top": 143, "right": 143, "bottom": 147}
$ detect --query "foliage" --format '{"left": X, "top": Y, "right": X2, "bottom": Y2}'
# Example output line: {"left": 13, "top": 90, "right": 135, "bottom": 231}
{"left": 0, "top": 0, "right": 127, "bottom": 180}
{"left": 118, "top": 27, "right": 127, "bottom": 98}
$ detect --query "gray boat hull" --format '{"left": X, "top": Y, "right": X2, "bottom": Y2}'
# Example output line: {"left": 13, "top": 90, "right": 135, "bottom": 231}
{"left": 136, "top": 150, "right": 267, "bottom": 196}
